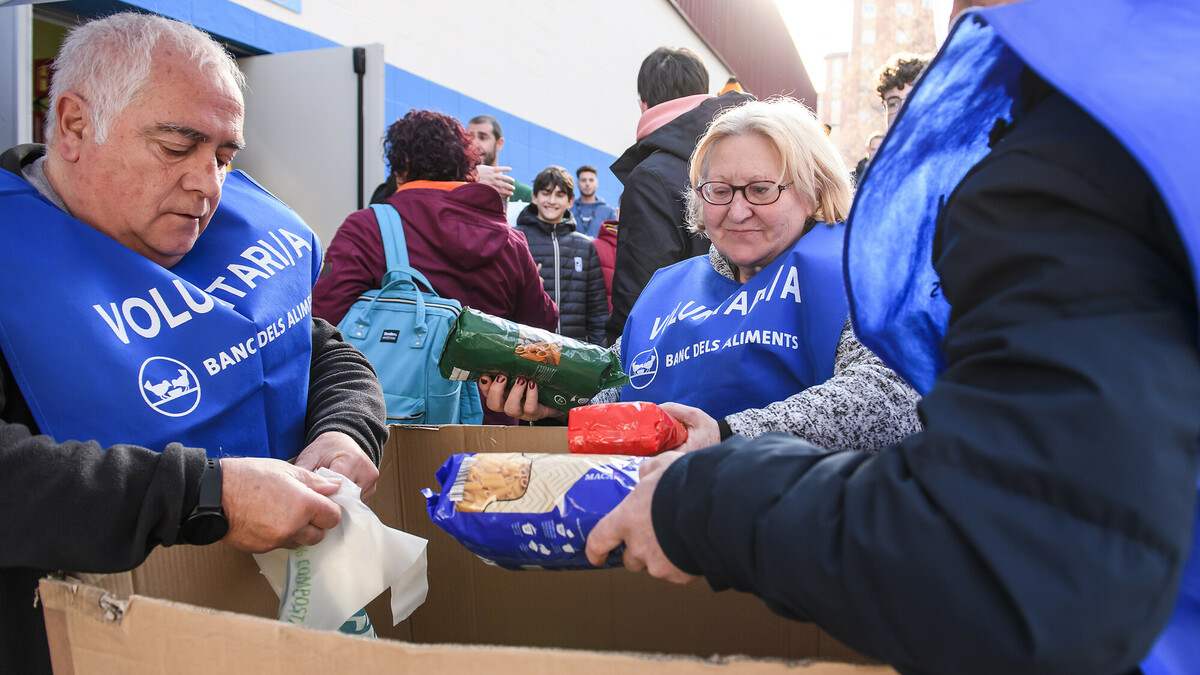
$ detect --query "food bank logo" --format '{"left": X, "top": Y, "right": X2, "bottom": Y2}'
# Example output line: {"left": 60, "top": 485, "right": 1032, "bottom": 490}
{"left": 138, "top": 357, "right": 201, "bottom": 417}
{"left": 627, "top": 347, "right": 658, "bottom": 390}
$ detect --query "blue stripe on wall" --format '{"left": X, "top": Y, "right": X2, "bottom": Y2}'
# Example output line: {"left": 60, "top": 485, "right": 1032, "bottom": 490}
{"left": 61, "top": 0, "right": 622, "bottom": 208}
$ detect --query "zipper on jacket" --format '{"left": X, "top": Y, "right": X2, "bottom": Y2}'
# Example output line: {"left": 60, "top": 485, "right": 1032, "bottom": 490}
{"left": 551, "top": 229, "right": 561, "bottom": 333}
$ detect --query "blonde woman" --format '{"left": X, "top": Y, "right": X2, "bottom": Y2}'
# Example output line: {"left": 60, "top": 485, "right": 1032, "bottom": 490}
{"left": 482, "top": 97, "right": 919, "bottom": 453}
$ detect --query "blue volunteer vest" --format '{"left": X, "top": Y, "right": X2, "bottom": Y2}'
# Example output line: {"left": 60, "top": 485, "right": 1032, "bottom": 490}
{"left": 620, "top": 223, "right": 847, "bottom": 419}
{"left": 844, "top": 1, "right": 1200, "bottom": 671}
{"left": 0, "top": 169, "right": 319, "bottom": 460}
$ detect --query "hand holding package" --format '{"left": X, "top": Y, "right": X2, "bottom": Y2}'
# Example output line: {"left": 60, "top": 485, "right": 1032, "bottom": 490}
{"left": 255, "top": 468, "right": 428, "bottom": 631}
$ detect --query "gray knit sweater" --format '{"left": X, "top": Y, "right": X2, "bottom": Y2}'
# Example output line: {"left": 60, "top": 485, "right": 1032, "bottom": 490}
{"left": 593, "top": 246, "right": 922, "bottom": 452}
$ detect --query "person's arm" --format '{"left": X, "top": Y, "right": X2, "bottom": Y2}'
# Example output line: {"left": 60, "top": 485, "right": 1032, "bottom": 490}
{"left": 475, "top": 164, "right": 516, "bottom": 198}
{"left": 0, "top": 413, "right": 203, "bottom": 572}
{"left": 296, "top": 317, "right": 387, "bottom": 500}
{"left": 506, "top": 230, "right": 559, "bottom": 331}
{"left": 594, "top": 95, "right": 1200, "bottom": 672}
{"left": 587, "top": 339, "right": 624, "bottom": 405}
{"left": 0, "top": 357, "right": 341, "bottom": 571}
{"left": 311, "top": 209, "right": 384, "bottom": 326}
{"left": 585, "top": 244, "right": 609, "bottom": 346}
{"left": 723, "top": 317, "right": 921, "bottom": 452}
{"left": 606, "top": 163, "right": 691, "bottom": 341}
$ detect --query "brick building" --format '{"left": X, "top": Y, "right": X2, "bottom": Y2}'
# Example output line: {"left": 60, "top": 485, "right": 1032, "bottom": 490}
{"left": 819, "top": 0, "right": 938, "bottom": 170}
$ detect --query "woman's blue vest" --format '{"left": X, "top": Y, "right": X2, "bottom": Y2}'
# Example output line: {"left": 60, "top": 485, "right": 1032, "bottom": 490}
{"left": 620, "top": 223, "right": 847, "bottom": 419}
{"left": 844, "top": 1, "right": 1199, "bottom": 671}
{"left": 0, "top": 169, "right": 319, "bottom": 460}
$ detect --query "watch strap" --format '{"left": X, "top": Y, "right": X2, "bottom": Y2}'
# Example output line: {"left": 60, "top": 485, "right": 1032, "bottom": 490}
{"left": 196, "top": 457, "right": 223, "bottom": 512}
{"left": 180, "top": 457, "right": 228, "bottom": 546}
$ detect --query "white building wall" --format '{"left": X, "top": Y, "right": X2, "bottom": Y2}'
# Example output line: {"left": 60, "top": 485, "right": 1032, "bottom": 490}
{"left": 226, "top": 0, "right": 732, "bottom": 157}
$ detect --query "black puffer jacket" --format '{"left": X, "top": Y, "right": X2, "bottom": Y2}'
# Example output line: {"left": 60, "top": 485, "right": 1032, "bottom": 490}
{"left": 515, "top": 205, "right": 608, "bottom": 345}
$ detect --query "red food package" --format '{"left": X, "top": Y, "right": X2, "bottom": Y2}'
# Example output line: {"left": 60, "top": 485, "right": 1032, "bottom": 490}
{"left": 568, "top": 402, "right": 688, "bottom": 456}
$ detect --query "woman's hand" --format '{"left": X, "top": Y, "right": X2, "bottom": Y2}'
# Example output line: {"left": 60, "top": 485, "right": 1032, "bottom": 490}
{"left": 658, "top": 402, "right": 721, "bottom": 452}
{"left": 478, "top": 374, "right": 566, "bottom": 422}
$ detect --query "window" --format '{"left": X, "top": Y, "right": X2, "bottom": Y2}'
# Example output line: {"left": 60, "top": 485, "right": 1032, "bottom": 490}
{"left": 861, "top": 28, "right": 875, "bottom": 45}
{"left": 896, "top": 29, "right": 909, "bottom": 43}
{"left": 896, "top": 2, "right": 913, "bottom": 16}
{"left": 862, "top": 2, "right": 876, "bottom": 18}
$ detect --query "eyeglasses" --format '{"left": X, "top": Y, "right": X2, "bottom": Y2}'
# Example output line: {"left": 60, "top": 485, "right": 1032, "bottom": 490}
{"left": 697, "top": 181, "right": 792, "bottom": 206}
{"left": 883, "top": 96, "right": 906, "bottom": 113}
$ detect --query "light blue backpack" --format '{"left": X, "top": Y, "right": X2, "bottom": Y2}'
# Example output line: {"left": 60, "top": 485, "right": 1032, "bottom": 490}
{"left": 336, "top": 204, "right": 483, "bottom": 425}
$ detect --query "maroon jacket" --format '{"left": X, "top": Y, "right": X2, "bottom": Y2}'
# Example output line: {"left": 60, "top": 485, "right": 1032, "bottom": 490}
{"left": 594, "top": 220, "right": 618, "bottom": 313}
{"left": 312, "top": 180, "right": 558, "bottom": 424}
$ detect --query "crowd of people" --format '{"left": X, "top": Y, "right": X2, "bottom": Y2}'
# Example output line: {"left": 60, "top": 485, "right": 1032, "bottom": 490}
{"left": 2, "top": 1, "right": 1196, "bottom": 674}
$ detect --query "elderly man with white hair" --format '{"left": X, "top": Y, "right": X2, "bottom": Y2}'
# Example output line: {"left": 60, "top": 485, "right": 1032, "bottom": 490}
{"left": 0, "top": 13, "right": 386, "bottom": 672}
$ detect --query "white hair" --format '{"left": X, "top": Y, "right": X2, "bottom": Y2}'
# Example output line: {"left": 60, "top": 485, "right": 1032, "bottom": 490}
{"left": 46, "top": 12, "right": 246, "bottom": 145}
{"left": 684, "top": 96, "right": 852, "bottom": 234}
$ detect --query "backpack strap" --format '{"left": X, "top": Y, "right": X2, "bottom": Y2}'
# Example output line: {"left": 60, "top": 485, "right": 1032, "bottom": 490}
{"left": 370, "top": 203, "right": 411, "bottom": 270}
{"left": 370, "top": 202, "right": 439, "bottom": 296}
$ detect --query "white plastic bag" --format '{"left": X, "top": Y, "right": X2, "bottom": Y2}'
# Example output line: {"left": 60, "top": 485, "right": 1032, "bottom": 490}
{"left": 254, "top": 468, "right": 428, "bottom": 631}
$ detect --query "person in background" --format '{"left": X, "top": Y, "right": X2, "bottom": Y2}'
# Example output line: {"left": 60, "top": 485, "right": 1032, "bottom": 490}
{"left": 605, "top": 46, "right": 755, "bottom": 344}
{"left": 467, "top": 114, "right": 533, "bottom": 204}
{"left": 0, "top": 13, "right": 388, "bottom": 672}
{"left": 368, "top": 113, "right": 526, "bottom": 205}
{"left": 516, "top": 166, "right": 608, "bottom": 345}
{"left": 594, "top": 219, "right": 619, "bottom": 313}
{"left": 719, "top": 76, "right": 745, "bottom": 96}
{"left": 486, "top": 98, "right": 919, "bottom": 454}
{"left": 585, "top": 0, "right": 1199, "bottom": 672}
{"left": 569, "top": 164, "right": 617, "bottom": 239}
{"left": 876, "top": 52, "right": 931, "bottom": 129}
{"left": 312, "top": 110, "right": 557, "bottom": 425}
{"left": 852, "top": 132, "right": 883, "bottom": 185}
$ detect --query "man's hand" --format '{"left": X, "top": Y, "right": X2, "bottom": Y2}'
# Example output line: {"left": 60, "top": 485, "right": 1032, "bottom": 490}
{"left": 294, "top": 431, "right": 379, "bottom": 503}
{"left": 476, "top": 164, "right": 516, "bottom": 198}
{"left": 585, "top": 451, "right": 699, "bottom": 584}
{"left": 659, "top": 402, "right": 721, "bottom": 452}
{"left": 478, "top": 374, "right": 566, "bottom": 422}
{"left": 220, "top": 457, "right": 343, "bottom": 553}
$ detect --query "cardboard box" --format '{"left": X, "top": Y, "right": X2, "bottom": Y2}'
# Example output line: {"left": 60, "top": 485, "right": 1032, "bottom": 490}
{"left": 40, "top": 425, "right": 893, "bottom": 674}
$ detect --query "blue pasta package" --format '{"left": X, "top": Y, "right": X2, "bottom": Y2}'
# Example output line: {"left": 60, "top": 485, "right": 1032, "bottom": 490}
{"left": 423, "top": 452, "right": 646, "bottom": 570}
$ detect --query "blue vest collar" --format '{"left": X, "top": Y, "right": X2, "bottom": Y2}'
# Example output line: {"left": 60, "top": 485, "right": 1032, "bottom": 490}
{"left": 621, "top": 224, "right": 847, "bottom": 418}
{"left": 0, "top": 169, "right": 320, "bottom": 460}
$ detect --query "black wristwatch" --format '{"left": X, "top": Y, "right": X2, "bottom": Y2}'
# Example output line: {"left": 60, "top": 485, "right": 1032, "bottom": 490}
{"left": 180, "top": 457, "right": 229, "bottom": 545}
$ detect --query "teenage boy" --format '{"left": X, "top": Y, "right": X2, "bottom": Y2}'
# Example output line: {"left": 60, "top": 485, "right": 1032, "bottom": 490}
{"left": 515, "top": 167, "right": 608, "bottom": 345}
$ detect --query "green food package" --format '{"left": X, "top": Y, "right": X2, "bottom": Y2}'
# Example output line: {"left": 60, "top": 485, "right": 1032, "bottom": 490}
{"left": 438, "top": 308, "right": 629, "bottom": 410}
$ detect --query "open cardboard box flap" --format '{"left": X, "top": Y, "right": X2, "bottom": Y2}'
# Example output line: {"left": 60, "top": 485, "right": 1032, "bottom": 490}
{"left": 41, "top": 425, "right": 894, "bottom": 674}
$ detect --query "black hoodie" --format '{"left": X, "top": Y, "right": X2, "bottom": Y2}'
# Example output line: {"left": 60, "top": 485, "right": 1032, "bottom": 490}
{"left": 605, "top": 91, "right": 755, "bottom": 342}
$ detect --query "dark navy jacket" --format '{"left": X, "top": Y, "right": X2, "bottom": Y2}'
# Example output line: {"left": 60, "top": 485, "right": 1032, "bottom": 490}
{"left": 651, "top": 2, "right": 1200, "bottom": 673}
{"left": 515, "top": 205, "right": 608, "bottom": 345}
